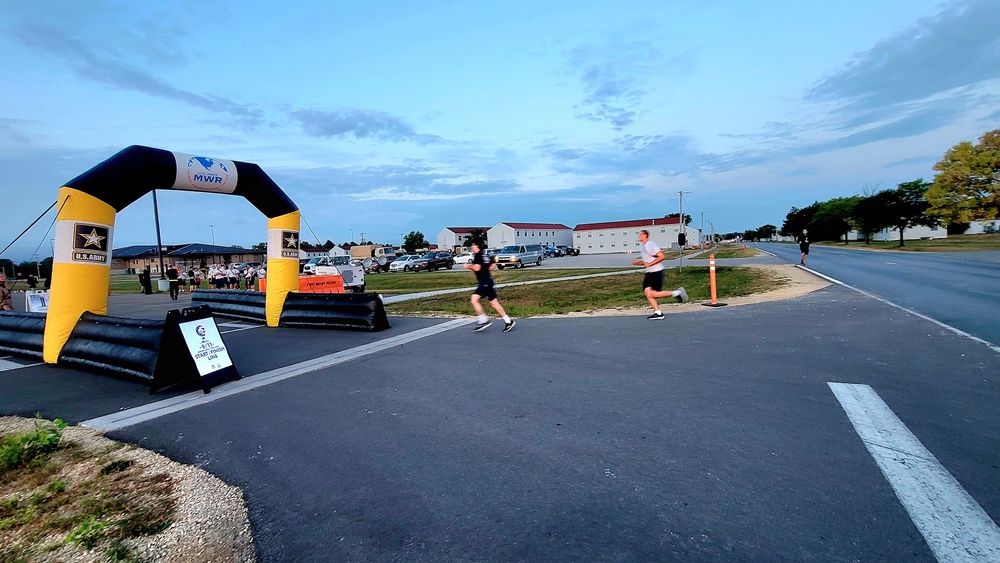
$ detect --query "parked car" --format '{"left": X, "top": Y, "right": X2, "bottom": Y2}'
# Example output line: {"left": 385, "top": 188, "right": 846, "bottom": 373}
{"left": 389, "top": 254, "right": 420, "bottom": 272}
{"left": 483, "top": 248, "right": 500, "bottom": 263}
{"left": 301, "top": 256, "right": 327, "bottom": 275}
{"left": 454, "top": 252, "right": 474, "bottom": 264}
{"left": 542, "top": 245, "right": 560, "bottom": 258}
{"left": 411, "top": 252, "right": 455, "bottom": 272}
{"left": 494, "top": 244, "right": 544, "bottom": 269}
{"left": 556, "top": 245, "right": 580, "bottom": 256}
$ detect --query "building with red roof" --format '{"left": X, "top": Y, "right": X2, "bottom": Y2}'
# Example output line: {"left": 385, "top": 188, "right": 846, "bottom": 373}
{"left": 486, "top": 222, "right": 573, "bottom": 249}
{"left": 438, "top": 227, "right": 490, "bottom": 251}
{"left": 572, "top": 216, "right": 699, "bottom": 255}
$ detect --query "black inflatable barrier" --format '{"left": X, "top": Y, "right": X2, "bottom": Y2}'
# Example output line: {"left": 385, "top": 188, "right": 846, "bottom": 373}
{"left": 56, "top": 308, "right": 239, "bottom": 393}
{"left": 0, "top": 311, "right": 47, "bottom": 359}
{"left": 190, "top": 289, "right": 267, "bottom": 322}
{"left": 58, "top": 312, "right": 165, "bottom": 381}
{"left": 280, "top": 292, "right": 390, "bottom": 331}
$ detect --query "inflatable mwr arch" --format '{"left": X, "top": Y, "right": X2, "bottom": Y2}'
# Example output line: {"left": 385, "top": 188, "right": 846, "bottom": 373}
{"left": 43, "top": 145, "right": 300, "bottom": 363}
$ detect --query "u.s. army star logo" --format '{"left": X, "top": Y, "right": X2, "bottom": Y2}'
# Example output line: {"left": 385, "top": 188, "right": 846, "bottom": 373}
{"left": 72, "top": 223, "right": 110, "bottom": 263}
{"left": 281, "top": 231, "right": 299, "bottom": 258}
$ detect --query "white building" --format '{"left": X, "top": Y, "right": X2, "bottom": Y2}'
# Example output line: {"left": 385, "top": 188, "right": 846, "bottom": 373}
{"left": 328, "top": 245, "right": 349, "bottom": 257}
{"left": 845, "top": 225, "right": 947, "bottom": 242}
{"left": 487, "top": 223, "right": 573, "bottom": 249}
{"left": 573, "top": 216, "right": 699, "bottom": 254}
{"left": 438, "top": 227, "right": 489, "bottom": 251}
{"left": 299, "top": 248, "right": 329, "bottom": 259}
{"left": 966, "top": 219, "right": 1000, "bottom": 234}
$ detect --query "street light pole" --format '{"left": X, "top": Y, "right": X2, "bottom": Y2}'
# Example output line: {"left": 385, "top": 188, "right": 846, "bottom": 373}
{"left": 152, "top": 190, "right": 166, "bottom": 279}
{"left": 700, "top": 211, "right": 706, "bottom": 248}
{"left": 678, "top": 191, "right": 691, "bottom": 271}
{"left": 350, "top": 229, "right": 354, "bottom": 244}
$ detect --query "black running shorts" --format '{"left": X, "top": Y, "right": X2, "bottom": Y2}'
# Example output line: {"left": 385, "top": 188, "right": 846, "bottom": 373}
{"left": 642, "top": 271, "right": 664, "bottom": 292}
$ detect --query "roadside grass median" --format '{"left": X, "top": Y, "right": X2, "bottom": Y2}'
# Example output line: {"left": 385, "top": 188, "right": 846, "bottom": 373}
{"left": 385, "top": 266, "right": 782, "bottom": 316}
{"left": 690, "top": 246, "right": 760, "bottom": 259}
{"left": 0, "top": 416, "right": 175, "bottom": 563}
{"left": 365, "top": 268, "right": 630, "bottom": 294}
{"left": 813, "top": 233, "right": 1000, "bottom": 252}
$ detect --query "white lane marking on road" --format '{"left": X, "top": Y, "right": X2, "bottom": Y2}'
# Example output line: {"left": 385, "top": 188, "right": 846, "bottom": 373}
{"left": 0, "top": 358, "right": 42, "bottom": 372}
{"left": 798, "top": 267, "right": 999, "bottom": 354}
{"left": 219, "top": 325, "right": 264, "bottom": 334}
{"left": 81, "top": 318, "right": 474, "bottom": 432}
{"left": 829, "top": 383, "right": 1000, "bottom": 562}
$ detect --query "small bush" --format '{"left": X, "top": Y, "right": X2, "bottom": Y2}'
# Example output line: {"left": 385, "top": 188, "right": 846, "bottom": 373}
{"left": 66, "top": 517, "right": 107, "bottom": 549}
{"left": 0, "top": 417, "right": 66, "bottom": 472}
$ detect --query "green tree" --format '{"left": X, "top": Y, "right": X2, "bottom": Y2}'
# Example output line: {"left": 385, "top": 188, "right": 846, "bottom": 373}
{"left": 780, "top": 202, "right": 821, "bottom": 238}
{"left": 462, "top": 229, "right": 488, "bottom": 248}
{"left": 757, "top": 224, "right": 778, "bottom": 240}
{"left": 665, "top": 213, "right": 693, "bottom": 226}
{"left": 251, "top": 242, "right": 267, "bottom": 251}
{"left": 324, "top": 240, "right": 335, "bottom": 250}
{"left": 851, "top": 195, "right": 884, "bottom": 245}
{"left": 812, "top": 196, "right": 860, "bottom": 244}
{"left": 402, "top": 231, "right": 428, "bottom": 254}
{"left": 927, "top": 129, "right": 1000, "bottom": 224}
{"left": 881, "top": 179, "right": 936, "bottom": 247}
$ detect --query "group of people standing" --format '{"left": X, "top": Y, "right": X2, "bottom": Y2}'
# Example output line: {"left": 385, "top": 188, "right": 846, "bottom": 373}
{"left": 141, "top": 263, "right": 265, "bottom": 299}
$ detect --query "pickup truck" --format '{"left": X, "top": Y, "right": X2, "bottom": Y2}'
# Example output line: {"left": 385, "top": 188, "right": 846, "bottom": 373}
{"left": 311, "top": 255, "right": 366, "bottom": 292}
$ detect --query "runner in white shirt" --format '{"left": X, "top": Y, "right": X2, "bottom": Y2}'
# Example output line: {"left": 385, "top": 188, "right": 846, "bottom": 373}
{"left": 631, "top": 229, "right": 688, "bottom": 320}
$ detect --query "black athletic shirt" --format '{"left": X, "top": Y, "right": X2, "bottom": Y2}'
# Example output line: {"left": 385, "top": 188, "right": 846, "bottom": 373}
{"left": 472, "top": 251, "right": 492, "bottom": 283}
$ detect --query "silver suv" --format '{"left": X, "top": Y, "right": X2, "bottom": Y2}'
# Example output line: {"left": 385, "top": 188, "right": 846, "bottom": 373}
{"left": 495, "top": 244, "right": 544, "bottom": 269}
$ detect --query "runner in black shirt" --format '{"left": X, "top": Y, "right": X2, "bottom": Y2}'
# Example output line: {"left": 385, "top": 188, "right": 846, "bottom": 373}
{"left": 464, "top": 242, "right": 515, "bottom": 333}
{"left": 796, "top": 229, "right": 810, "bottom": 266}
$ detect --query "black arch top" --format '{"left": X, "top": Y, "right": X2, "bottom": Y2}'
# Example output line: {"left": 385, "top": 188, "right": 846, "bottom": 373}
{"left": 63, "top": 145, "right": 298, "bottom": 218}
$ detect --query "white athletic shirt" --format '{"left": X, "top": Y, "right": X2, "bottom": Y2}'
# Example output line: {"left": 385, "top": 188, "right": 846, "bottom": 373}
{"left": 641, "top": 240, "right": 664, "bottom": 273}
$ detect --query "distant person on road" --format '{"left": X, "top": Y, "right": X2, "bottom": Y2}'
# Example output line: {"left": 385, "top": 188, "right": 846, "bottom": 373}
{"left": 0, "top": 272, "right": 13, "bottom": 311}
{"left": 632, "top": 229, "right": 687, "bottom": 320}
{"left": 797, "top": 229, "right": 810, "bottom": 266}
{"left": 464, "top": 242, "right": 515, "bottom": 333}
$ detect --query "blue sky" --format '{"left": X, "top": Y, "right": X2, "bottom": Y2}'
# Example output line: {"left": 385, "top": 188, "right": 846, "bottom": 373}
{"left": 2, "top": 0, "right": 998, "bottom": 261}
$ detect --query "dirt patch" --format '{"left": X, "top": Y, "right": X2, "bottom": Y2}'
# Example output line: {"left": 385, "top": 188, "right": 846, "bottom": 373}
{"left": 0, "top": 417, "right": 256, "bottom": 563}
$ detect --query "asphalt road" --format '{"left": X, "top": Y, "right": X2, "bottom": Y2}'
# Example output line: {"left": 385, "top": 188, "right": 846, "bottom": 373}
{"left": 2, "top": 258, "right": 998, "bottom": 561}
{"left": 758, "top": 242, "right": 1000, "bottom": 350}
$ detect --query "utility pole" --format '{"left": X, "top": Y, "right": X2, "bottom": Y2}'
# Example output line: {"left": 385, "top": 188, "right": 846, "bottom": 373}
{"left": 678, "top": 191, "right": 691, "bottom": 271}
{"left": 700, "top": 211, "right": 706, "bottom": 248}
{"left": 350, "top": 229, "right": 354, "bottom": 244}
{"left": 152, "top": 190, "right": 166, "bottom": 279}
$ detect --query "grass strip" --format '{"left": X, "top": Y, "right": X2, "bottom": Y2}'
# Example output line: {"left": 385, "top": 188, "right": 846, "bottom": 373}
{"left": 386, "top": 266, "right": 781, "bottom": 316}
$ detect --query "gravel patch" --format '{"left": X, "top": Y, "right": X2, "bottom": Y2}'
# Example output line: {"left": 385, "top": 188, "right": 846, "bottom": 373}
{"left": 0, "top": 417, "right": 256, "bottom": 563}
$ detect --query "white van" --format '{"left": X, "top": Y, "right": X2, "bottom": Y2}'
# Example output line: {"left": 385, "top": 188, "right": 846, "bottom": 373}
{"left": 494, "top": 244, "right": 544, "bottom": 269}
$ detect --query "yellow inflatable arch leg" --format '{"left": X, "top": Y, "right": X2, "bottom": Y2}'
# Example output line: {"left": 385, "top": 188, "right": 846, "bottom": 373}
{"left": 43, "top": 188, "right": 116, "bottom": 364}
{"left": 265, "top": 210, "right": 301, "bottom": 327}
